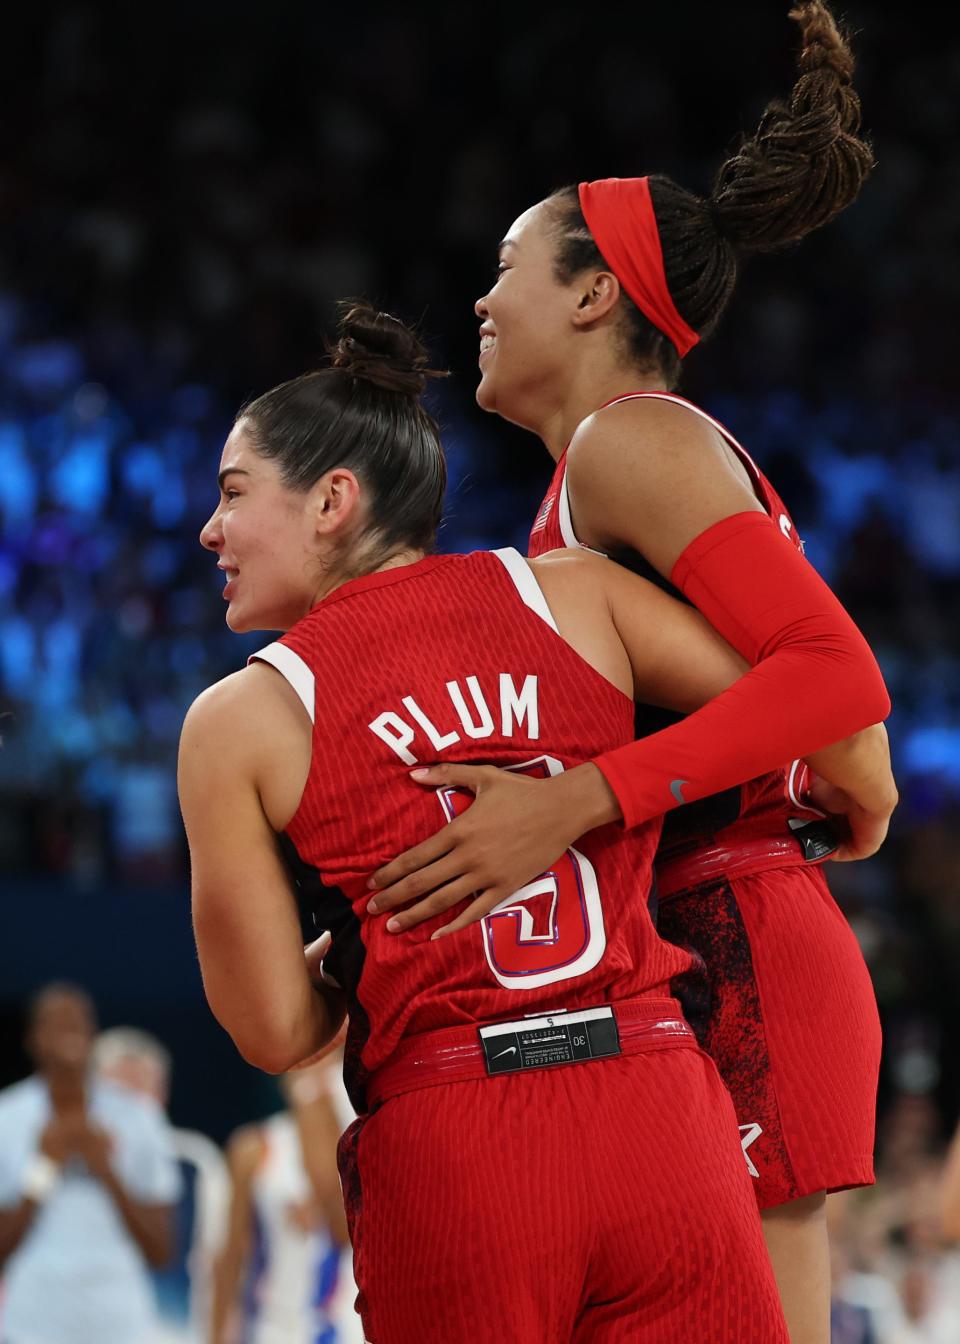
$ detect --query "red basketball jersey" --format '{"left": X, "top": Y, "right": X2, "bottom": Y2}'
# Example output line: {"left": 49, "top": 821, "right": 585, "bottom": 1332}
{"left": 251, "top": 549, "right": 696, "bottom": 1110}
{"left": 528, "top": 392, "right": 819, "bottom": 862}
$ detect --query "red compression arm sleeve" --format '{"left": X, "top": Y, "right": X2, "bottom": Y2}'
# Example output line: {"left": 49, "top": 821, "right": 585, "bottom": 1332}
{"left": 594, "top": 511, "right": 891, "bottom": 829}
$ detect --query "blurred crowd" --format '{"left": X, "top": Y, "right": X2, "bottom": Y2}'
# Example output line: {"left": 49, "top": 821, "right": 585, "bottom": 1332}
{"left": 828, "top": 1092, "right": 960, "bottom": 1343}
{"left": 1, "top": 366, "right": 958, "bottom": 881}
{"left": 4, "top": 981, "right": 960, "bottom": 1344}
{"left": 0, "top": 982, "right": 359, "bottom": 1343}
{"left": 2, "top": 3, "right": 959, "bottom": 1341}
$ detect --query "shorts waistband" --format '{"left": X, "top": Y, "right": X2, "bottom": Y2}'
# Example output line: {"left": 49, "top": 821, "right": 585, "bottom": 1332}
{"left": 367, "top": 996, "right": 695, "bottom": 1109}
{"left": 655, "top": 832, "right": 824, "bottom": 898}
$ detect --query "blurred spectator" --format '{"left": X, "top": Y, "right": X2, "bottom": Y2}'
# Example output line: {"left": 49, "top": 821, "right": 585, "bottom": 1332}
{"left": 0, "top": 984, "right": 180, "bottom": 1344}
{"left": 889, "top": 1255, "right": 960, "bottom": 1342}
{"left": 94, "top": 1026, "right": 230, "bottom": 1344}
{"left": 828, "top": 1089, "right": 960, "bottom": 1342}
{"left": 209, "top": 1048, "right": 361, "bottom": 1344}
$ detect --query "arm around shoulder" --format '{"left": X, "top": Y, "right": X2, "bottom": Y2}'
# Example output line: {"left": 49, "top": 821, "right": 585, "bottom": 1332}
{"left": 588, "top": 517, "right": 892, "bottom": 830}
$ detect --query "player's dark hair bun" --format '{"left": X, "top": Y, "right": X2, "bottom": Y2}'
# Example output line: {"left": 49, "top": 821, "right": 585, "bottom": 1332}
{"left": 239, "top": 299, "right": 448, "bottom": 560}
{"left": 330, "top": 302, "right": 446, "bottom": 397}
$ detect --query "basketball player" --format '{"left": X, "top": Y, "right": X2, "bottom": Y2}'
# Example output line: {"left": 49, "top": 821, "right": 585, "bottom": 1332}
{"left": 178, "top": 304, "right": 804, "bottom": 1341}
{"left": 209, "top": 1053, "right": 361, "bottom": 1344}
{"left": 362, "top": 7, "right": 895, "bottom": 1342}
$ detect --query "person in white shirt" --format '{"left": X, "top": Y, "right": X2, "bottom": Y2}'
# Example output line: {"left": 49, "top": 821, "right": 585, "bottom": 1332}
{"left": 94, "top": 1026, "right": 230, "bottom": 1344}
{"left": 0, "top": 983, "right": 180, "bottom": 1344}
{"left": 890, "top": 1256, "right": 960, "bottom": 1344}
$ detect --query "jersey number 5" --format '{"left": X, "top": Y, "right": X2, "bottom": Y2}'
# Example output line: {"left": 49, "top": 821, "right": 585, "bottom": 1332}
{"left": 437, "top": 756, "right": 607, "bottom": 990}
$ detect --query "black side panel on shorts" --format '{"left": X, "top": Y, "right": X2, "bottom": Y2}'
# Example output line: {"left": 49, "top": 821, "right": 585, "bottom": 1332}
{"left": 658, "top": 877, "right": 799, "bottom": 1205}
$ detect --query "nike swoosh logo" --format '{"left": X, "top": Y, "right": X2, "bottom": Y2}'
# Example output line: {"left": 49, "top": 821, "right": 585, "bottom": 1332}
{"left": 491, "top": 1045, "right": 518, "bottom": 1060}
{"left": 670, "top": 779, "right": 689, "bottom": 805}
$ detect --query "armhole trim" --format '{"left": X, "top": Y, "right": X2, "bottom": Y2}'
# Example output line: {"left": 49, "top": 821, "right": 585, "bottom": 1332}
{"left": 557, "top": 467, "right": 579, "bottom": 548}
{"left": 787, "top": 758, "right": 825, "bottom": 818}
{"left": 558, "top": 464, "right": 608, "bottom": 557}
{"left": 492, "top": 548, "right": 560, "bottom": 635}
{"left": 249, "top": 642, "right": 316, "bottom": 725}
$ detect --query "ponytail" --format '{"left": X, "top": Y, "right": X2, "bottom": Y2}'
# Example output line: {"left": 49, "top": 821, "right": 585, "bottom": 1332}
{"left": 548, "top": 1, "right": 874, "bottom": 387}
{"left": 709, "top": 2, "right": 874, "bottom": 253}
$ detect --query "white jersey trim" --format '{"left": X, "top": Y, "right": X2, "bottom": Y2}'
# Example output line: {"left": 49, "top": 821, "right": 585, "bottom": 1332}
{"left": 249, "top": 642, "right": 316, "bottom": 725}
{"left": 492, "top": 547, "right": 560, "bottom": 635}
{"left": 787, "top": 758, "right": 804, "bottom": 809}
{"left": 556, "top": 470, "right": 608, "bottom": 557}
{"left": 787, "top": 758, "right": 826, "bottom": 817}
{"left": 557, "top": 463, "right": 580, "bottom": 548}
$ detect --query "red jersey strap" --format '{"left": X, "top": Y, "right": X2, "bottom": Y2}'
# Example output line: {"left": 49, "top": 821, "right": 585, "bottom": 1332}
{"left": 593, "top": 511, "right": 891, "bottom": 830}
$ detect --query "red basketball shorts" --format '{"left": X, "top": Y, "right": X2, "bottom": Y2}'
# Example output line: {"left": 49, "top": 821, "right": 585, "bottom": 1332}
{"left": 338, "top": 1007, "right": 788, "bottom": 1344}
{"left": 657, "top": 862, "right": 882, "bottom": 1209}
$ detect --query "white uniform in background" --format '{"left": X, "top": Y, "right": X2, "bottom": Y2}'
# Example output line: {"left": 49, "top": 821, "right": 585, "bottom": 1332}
{"left": 172, "top": 1126, "right": 230, "bottom": 1339}
{"left": 243, "top": 1079, "right": 361, "bottom": 1344}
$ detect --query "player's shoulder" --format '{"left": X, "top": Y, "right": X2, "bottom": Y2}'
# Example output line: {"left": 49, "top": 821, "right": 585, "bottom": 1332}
{"left": 528, "top": 548, "right": 617, "bottom": 608}
{"left": 184, "top": 665, "right": 259, "bottom": 724}
{"left": 181, "top": 662, "right": 296, "bottom": 747}
{"left": 568, "top": 391, "right": 723, "bottom": 479}
{"left": 528, "top": 547, "right": 611, "bottom": 578}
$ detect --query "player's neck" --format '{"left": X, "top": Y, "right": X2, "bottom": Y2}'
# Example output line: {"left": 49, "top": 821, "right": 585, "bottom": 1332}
{"left": 310, "top": 546, "right": 427, "bottom": 606}
{"left": 537, "top": 362, "right": 669, "bottom": 462}
{"left": 372, "top": 547, "right": 426, "bottom": 575}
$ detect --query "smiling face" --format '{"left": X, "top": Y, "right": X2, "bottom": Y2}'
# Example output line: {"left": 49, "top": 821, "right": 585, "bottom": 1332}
{"left": 200, "top": 421, "right": 336, "bottom": 634}
{"left": 475, "top": 200, "right": 587, "bottom": 428}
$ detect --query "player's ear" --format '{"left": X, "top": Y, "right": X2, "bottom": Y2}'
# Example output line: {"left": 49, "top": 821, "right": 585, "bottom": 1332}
{"left": 570, "top": 270, "right": 621, "bottom": 330}
{"left": 310, "top": 468, "right": 362, "bottom": 536}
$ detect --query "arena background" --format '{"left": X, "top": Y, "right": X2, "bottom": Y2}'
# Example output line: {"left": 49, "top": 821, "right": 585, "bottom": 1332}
{"left": 2, "top": 0, "right": 959, "bottom": 1317}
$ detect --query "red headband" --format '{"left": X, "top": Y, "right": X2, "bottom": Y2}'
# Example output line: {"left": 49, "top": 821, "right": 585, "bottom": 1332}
{"left": 578, "top": 177, "right": 699, "bottom": 358}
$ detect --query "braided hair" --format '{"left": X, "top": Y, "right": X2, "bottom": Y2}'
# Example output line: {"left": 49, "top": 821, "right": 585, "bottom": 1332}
{"left": 549, "top": 2, "right": 874, "bottom": 387}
